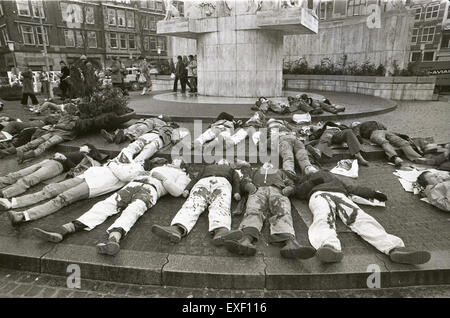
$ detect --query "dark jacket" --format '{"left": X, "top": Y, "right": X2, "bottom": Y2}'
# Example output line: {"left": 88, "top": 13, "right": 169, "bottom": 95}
{"left": 54, "top": 152, "right": 85, "bottom": 172}
{"left": 175, "top": 61, "right": 187, "bottom": 78}
{"left": 21, "top": 70, "right": 34, "bottom": 94}
{"left": 242, "top": 168, "right": 294, "bottom": 192}
{"left": 294, "top": 170, "right": 383, "bottom": 201}
{"left": 354, "top": 121, "right": 387, "bottom": 139}
{"left": 186, "top": 164, "right": 241, "bottom": 197}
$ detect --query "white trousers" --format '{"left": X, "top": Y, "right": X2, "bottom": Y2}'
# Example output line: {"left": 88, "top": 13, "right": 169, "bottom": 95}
{"left": 308, "top": 191, "right": 404, "bottom": 255}
{"left": 171, "top": 176, "right": 232, "bottom": 233}
{"left": 120, "top": 132, "right": 163, "bottom": 162}
{"left": 195, "top": 126, "right": 232, "bottom": 147}
{"left": 76, "top": 183, "right": 158, "bottom": 234}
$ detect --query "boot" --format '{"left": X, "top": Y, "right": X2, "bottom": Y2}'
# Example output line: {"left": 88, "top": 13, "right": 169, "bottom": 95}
{"left": 401, "top": 145, "right": 422, "bottom": 161}
{"left": 32, "top": 222, "right": 78, "bottom": 243}
{"left": 316, "top": 245, "right": 344, "bottom": 263}
{"left": 114, "top": 129, "right": 125, "bottom": 144}
{"left": 354, "top": 152, "right": 369, "bottom": 166}
{"left": 0, "top": 198, "right": 12, "bottom": 211}
{"left": 17, "top": 150, "right": 34, "bottom": 164}
{"left": 100, "top": 129, "right": 114, "bottom": 143}
{"left": 212, "top": 228, "right": 243, "bottom": 246}
{"left": 224, "top": 235, "right": 257, "bottom": 256}
{"left": 389, "top": 247, "right": 431, "bottom": 265}
{"left": 280, "top": 239, "right": 316, "bottom": 259}
{"left": 7, "top": 211, "right": 24, "bottom": 225}
{"left": 97, "top": 231, "right": 122, "bottom": 256}
{"left": 151, "top": 224, "right": 183, "bottom": 243}
{"left": 141, "top": 87, "right": 147, "bottom": 95}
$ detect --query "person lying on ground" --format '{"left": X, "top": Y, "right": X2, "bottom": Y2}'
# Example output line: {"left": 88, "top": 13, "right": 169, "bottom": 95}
{"left": 193, "top": 112, "right": 238, "bottom": 150}
{"left": 224, "top": 111, "right": 267, "bottom": 149}
{"left": 416, "top": 170, "right": 450, "bottom": 212}
{"left": 351, "top": 120, "right": 423, "bottom": 167}
{"left": 114, "top": 121, "right": 189, "bottom": 164}
{"left": 31, "top": 98, "right": 81, "bottom": 115}
{"left": 151, "top": 159, "right": 243, "bottom": 246}
{"left": 266, "top": 118, "right": 317, "bottom": 178}
{"left": 297, "top": 94, "right": 345, "bottom": 114}
{"left": 5, "top": 158, "right": 145, "bottom": 225}
{"left": 414, "top": 143, "right": 450, "bottom": 171}
{"left": 222, "top": 161, "right": 316, "bottom": 259}
{"left": 0, "top": 143, "right": 107, "bottom": 201}
{"left": 32, "top": 158, "right": 192, "bottom": 256}
{"left": 307, "top": 121, "right": 369, "bottom": 166}
{"left": 100, "top": 115, "right": 173, "bottom": 144}
{"left": 293, "top": 169, "right": 431, "bottom": 265}
{"left": 251, "top": 97, "right": 290, "bottom": 114}
{"left": 14, "top": 104, "right": 80, "bottom": 163}
{"left": 287, "top": 95, "right": 323, "bottom": 115}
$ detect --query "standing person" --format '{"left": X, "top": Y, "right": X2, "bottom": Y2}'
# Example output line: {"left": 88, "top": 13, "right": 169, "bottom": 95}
{"left": 187, "top": 55, "right": 197, "bottom": 94}
{"left": 21, "top": 66, "right": 39, "bottom": 108}
{"left": 111, "top": 56, "right": 128, "bottom": 96}
{"left": 173, "top": 55, "right": 188, "bottom": 93}
{"left": 39, "top": 71, "right": 50, "bottom": 100}
{"left": 59, "top": 61, "right": 70, "bottom": 100}
{"left": 138, "top": 56, "right": 152, "bottom": 95}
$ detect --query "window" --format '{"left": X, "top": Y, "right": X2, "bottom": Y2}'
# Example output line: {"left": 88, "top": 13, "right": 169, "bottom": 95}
{"left": 61, "top": 3, "right": 83, "bottom": 23}
{"left": 129, "top": 34, "right": 136, "bottom": 49}
{"left": 425, "top": 3, "right": 440, "bottom": 20}
{"left": 127, "top": 11, "right": 135, "bottom": 28}
{"left": 35, "top": 26, "right": 48, "bottom": 46}
{"left": 441, "top": 33, "right": 450, "bottom": 49}
{"left": 319, "top": 0, "right": 333, "bottom": 20}
{"left": 109, "top": 32, "right": 118, "bottom": 48}
{"left": 178, "top": 2, "right": 184, "bottom": 16}
{"left": 157, "top": 37, "right": 165, "bottom": 51}
{"left": 86, "top": 6, "right": 95, "bottom": 24}
{"left": 413, "top": 7, "right": 422, "bottom": 21}
{"left": 1, "top": 29, "right": 8, "bottom": 47}
{"left": 31, "top": 0, "right": 45, "bottom": 18}
{"left": 423, "top": 51, "right": 435, "bottom": 61}
{"left": 140, "top": 0, "right": 148, "bottom": 9}
{"left": 421, "top": 26, "right": 435, "bottom": 43}
{"left": 148, "top": 1, "right": 155, "bottom": 10}
{"left": 88, "top": 31, "right": 97, "bottom": 48}
{"left": 21, "top": 25, "right": 35, "bottom": 45}
{"left": 150, "top": 36, "right": 157, "bottom": 50}
{"left": 410, "top": 51, "right": 421, "bottom": 62}
{"left": 119, "top": 33, "right": 127, "bottom": 49}
{"left": 150, "top": 16, "right": 156, "bottom": 30}
{"left": 155, "top": 1, "right": 162, "bottom": 11}
{"left": 75, "top": 30, "right": 84, "bottom": 48}
{"left": 347, "top": 0, "right": 367, "bottom": 17}
{"left": 108, "top": 8, "right": 116, "bottom": 25}
{"left": 144, "top": 36, "right": 149, "bottom": 51}
{"left": 142, "top": 15, "right": 149, "bottom": 30}
{"left": 17, "top": 0, "right": 31, "bottom": 16}
{"left": 64, "top": 29, "right": 75, "bottom": 47}
{"left": 411, "top": 28, "right": 419, "bottom": 44}
{"left": 117, "top": 10, "right": 126, "bottom": 27}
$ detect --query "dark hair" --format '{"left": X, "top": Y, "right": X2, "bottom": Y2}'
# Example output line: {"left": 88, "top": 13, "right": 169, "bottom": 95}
{"left": 144, "top": 157, "right": 168, "bottom": 171}
{"left": 177, "top": 55, "right": 182, "bottom": 60}
{"left": 417, "top": 171, "right": 431, "bottom": 187}
{"left": 83, "top": 143, "right": 108, "bottom": 162}
{"left": 60, "top": 61, "right": 66, "bottom": 65}
{"left": 189, "top": 55, "right": 194, "bottom": 59}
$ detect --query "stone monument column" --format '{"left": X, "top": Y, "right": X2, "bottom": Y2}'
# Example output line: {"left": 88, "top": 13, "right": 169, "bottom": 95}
{"left": 158, "top": 0, "right": 318, "bottom": 98}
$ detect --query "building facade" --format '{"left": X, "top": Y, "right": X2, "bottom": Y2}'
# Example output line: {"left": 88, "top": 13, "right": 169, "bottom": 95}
{"left": 0, "top": 0, "right": 183, "bottom": 75}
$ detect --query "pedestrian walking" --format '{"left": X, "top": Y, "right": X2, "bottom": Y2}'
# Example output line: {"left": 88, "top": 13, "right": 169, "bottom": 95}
{"left": 21, "top": 66, "right": 39, "bottom": 108}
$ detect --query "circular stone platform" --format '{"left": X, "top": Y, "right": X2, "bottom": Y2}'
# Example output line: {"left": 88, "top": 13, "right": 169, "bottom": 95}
{"left": 131, "top": 89, "right": 397, "bottom": 122}
{"left": 153, "top": 90, "right": 325, "bottom": 104}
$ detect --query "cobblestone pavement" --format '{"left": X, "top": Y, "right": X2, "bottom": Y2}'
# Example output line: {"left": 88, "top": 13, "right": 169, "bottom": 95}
{"left": 0, "top": 268, "right": 449, "bottom": 298}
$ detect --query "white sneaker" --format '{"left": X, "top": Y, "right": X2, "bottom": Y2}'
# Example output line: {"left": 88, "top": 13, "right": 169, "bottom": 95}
{"left": 305, "top": 166, "right": 318, "bottom": 175}
{"left": 0, "top": 198, "right": 11, "bottom": 211}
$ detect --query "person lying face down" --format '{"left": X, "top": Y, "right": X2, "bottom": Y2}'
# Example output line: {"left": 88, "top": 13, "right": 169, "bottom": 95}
{"left": 0, "top": 143, "right": 107, "bottom": 203}
{"left": 151, "top": 158, "right": 243, "bottom": 247}
{"left": 100, "top": 115, "right": 173, "bottom": 145}
{"left": 293, "top": 168, "right": 431, "bottom": 265}
{"left": 32, "top": 157, "right": 192, "bottom": 256}
{"left": 417, "top": 170, "right": 450, "bottom": 212}
{"left": 5, "top": 157, "right": 145, "bottom": 225}
{"left": 221, "top": 161, "right": 317, "bottom": 260}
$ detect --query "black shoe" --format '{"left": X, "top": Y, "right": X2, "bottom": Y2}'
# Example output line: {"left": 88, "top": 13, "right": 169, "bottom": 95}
{"left": 389, "top": 247, "right": 431, "bottom": 265}
{"left": 100, "top": 129, "right": 114, "bottom": 143}
{"left": 32, "top": 228, "right": 64, "bottom": 243}
{"left": 97, "top": 237, "right": 121, "bottom": 256}
{"left": 212, "top": 229, "right": 243, "bottom": 247}
{"left": 280, "top": 240, "right": 316, "bottom": 259}
{"left": 114, "top": 129, "right": 125, "bottom": 144}
{"left": 316, "top": 245, "right": 344, "bottom": 263}
{"left": 224, "top": 238, "right": 257, "bottom": 256}
{"left": 151, "top": 225, "right": 182, "bottom": 243}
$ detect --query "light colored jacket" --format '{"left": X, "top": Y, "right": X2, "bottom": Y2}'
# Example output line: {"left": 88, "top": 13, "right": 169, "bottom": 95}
{"left": 424, "top": 180, "right": 450, "bottom": 212}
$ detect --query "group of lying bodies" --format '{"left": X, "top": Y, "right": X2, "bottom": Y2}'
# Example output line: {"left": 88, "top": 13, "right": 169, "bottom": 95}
{"left": 1, "top": 111, "right": 449, "bottom": 266}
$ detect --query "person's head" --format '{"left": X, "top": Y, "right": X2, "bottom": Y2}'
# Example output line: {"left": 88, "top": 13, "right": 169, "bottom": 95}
{"left": 80, "top": 55, "right": 87, "bottom": 61}
{"left": 44, "top": 114, "right": 60, "bottom": 125}
{"left": 311, "top": 122, "right": 324, "bottom": 133}
{"left": 157, "top": 114, "right": 173, "bottom": 123}
{"left": 217, "top": 158, "right": 230, "bottom": 166}
{"left": 417, "top": 171, "right": 445, "bottom": 187}
{"left": 261, "top": 161, "right": 274, "bottom": 170}
{"left": 144, "top": 157, "right": 168, "bottom": 171}
{"left": 188, "top": 55, "right": 194, "bottom": 61}
{"left": 138, "top": 55, "right": 145, "bottom": 60}
{"left": 170, "top": 157, "right": 187, "bottom": 170}
{"left": 60, "top": 61, "right": 66, "bottom": 66}
{"left": 350, "top": 121, "right": 361, "bottom": 129}
{"left": 81, "top": 143, "right": 107, "bottom": 161}
{"left": 64, "top": 103, "right": 79, "bottom": 115}
{"left": 79, "top": 145, "right": 91, "bottom": 154}
{"left": 300, "top": 94, "right": 308, "bottom": 100}
{"left": 53, "top": 152, "right": 67, "bottom": 161}
{"left": 177, "top": 55, "right": 182, "bottom": 61}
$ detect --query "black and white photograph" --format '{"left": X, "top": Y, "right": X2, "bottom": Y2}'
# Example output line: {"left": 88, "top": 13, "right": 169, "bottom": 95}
{"left": 0, "top": 0, "right": 448, "bottom": 302}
